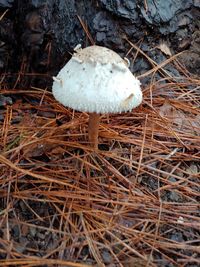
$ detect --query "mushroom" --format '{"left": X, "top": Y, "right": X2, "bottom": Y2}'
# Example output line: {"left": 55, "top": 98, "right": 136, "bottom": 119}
{"left": 52, "top": 45, "right": 142, "bottom": 150}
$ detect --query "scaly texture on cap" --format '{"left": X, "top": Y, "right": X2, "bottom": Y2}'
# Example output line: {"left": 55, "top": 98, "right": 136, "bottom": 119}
{"left": 52, "top": 45, "right": 142, "bottom": 114}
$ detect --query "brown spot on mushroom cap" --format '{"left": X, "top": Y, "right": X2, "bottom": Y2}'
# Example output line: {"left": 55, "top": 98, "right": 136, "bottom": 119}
{"left": 73, "top": 45, "right": 124, "bottom": 66}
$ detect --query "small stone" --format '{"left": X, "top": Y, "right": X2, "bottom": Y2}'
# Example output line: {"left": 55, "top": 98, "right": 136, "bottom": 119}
{"left": 102, "top": 249, "right": 113, "bottom": 264}
{"left": 12, "top": 225, "right": 20, "bottom": 239}
{"left": 36, "top": 231, "right": 45, "bottom": 240}
{"left": 29, "top": 226, "right": 37, "bottom": 237}
{"left": 0, "top": 95, "right": 12, "bottom": 106}
{"left": 169, "top": 177, "right": 177, "bottom": 183}
{"left": 15, "top": 242, "right": 27, "bottom": 253}
{"left": 171, "top": 232, "right": 184, "bottom": 242}
{"left": 169, "top": 191, "right": 181, "bottom": 202}
{"left": 186, "top": 164, "right": 198, "bottom": 175}
{"left": 177, "top": 216, "right": 184, "bottom": 224}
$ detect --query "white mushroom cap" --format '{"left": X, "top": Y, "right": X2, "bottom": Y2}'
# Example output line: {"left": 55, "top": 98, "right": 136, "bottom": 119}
{"left": 52, "top": 45, "right": 142, "bottom": 114}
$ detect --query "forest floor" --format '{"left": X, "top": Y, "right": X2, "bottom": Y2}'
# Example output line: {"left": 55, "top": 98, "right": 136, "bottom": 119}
{"left": 0, "top": 42, "right": 200, "bottom": 267}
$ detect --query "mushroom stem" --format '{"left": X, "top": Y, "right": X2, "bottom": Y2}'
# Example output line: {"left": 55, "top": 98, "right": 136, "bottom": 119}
{"left": 88, "top": 113, "right": 100, "bottom": 150}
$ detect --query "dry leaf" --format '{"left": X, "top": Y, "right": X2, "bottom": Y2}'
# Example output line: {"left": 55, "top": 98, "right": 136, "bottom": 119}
{"left": 159, "top": 101, "right": 200, "bottom": 135}
{"left": 157, "top": 42, "right": 172, "bottom": 56}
